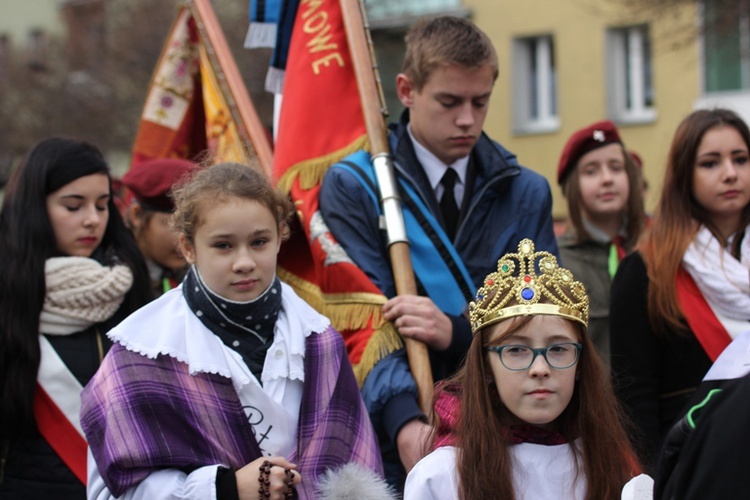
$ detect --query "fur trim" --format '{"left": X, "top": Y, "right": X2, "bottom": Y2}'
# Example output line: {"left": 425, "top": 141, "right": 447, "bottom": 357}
{"left": 316, "top": 463, "right": 396, "bottom": 500}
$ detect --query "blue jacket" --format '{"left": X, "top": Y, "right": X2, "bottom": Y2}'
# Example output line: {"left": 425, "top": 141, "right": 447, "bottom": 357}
{"left": 319, "top": 112, "right": 558, "bottom": 487}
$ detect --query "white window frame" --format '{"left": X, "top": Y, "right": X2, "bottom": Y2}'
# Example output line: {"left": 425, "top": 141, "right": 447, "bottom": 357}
{"left": 512, "top": 35, "right": 559, "bottom": 135}
{"left": 606, "top": 25, "right": 657, "bottom": 125}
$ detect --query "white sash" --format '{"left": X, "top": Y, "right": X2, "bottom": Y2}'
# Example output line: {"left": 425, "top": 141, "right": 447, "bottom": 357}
{"left": 37, "top": 335, "right": 85, "bottom": 437}
{"left": 232, "top": 351, "right": 301, "bottom": 458}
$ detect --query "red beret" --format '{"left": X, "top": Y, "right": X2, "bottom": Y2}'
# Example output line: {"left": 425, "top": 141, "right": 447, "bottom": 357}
{"left": 122, "top": 158, "right": 197, "bottom": 211}
{"left": 629, "top": 150, "right": 643, "bottom": 169}
{"left": 557, "top": 120, "right": 622, "bottom": 185}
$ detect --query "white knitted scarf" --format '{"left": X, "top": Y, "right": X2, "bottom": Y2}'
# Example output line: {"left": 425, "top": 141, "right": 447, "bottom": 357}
{"left": 682, "top": 225, "right": 750, "bottom": 322}
{"left": 39, "top": 256, "right": 134, "bottom": 335}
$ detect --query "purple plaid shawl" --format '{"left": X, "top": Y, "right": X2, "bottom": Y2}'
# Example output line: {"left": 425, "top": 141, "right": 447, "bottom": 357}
{"left": 81, "top": 326, "right": 382, "bottom": 498}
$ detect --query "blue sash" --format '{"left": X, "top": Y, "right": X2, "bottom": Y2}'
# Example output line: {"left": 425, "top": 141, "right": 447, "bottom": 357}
{"left": 331, "top": 150, "right": 475, "bottom": 316}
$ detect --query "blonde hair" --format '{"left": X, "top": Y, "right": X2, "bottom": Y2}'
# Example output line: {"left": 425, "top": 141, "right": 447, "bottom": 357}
{"left": 170, "top": 162, "right": 293, "bottom": 242}
{"left": 402, "top": 16, "right": 498, "bottom": 91}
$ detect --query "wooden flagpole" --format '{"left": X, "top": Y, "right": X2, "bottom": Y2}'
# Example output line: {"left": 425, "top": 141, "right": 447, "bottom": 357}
{"left": 188, "top": 0, "right": 274, "bottom": 175}
{"left": 338, "top": 0, "right": 434, "bottom": 416}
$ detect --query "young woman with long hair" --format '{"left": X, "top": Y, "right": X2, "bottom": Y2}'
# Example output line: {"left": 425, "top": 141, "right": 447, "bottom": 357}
{"left": 610, "top": 108, "right": 750, "bottom": 470}
{"left": 0, "top": 137, "right": 152, "bottom": 498}
{"left": 404, "top": 239, "right": 639, "bottom": 500}
{"left": 557, "top": 120, "right": 647, "bottom": 362}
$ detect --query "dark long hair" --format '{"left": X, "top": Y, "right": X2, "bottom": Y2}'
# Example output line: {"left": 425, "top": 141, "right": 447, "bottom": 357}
{"left": 0, "top": 137, "right": 152, "bottom": 438}
{"left": 442, "top": 316, "right": 638, "bottom": 499}
{"left": 642, "top": 108, "right": 750, "bottom": 331}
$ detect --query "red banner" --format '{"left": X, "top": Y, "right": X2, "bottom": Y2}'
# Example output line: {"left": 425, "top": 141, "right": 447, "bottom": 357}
{"left": 273, "top": 0, "right": 401, "bottom": 384}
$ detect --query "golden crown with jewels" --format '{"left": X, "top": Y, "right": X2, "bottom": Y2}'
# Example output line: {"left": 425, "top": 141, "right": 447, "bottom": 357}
{"left": 469, "top": 239, "right": 589, "bottom": 333}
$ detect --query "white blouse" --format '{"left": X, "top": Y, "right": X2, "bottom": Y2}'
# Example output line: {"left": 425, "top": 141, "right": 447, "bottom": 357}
{"left": 87, "top": 283, "right": 330, "bottom": 500}
{"left": 404, "top": 442, "right": 586, "bottom": 500}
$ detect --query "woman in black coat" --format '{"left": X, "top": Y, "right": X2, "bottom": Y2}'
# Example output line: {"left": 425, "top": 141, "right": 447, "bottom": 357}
{"left": 0, "top": 138, "right": 152, "bottom": 499}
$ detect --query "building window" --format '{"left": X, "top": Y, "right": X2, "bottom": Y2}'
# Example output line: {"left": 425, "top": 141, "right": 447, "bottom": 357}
{"left": 27, "top": 29, "right": 47, "bottom": 72}
{"left": 512, "top": 35, "right": 559, "bottom": 134}
{"left": 606, "top": 25, "right": 656, "bottom": 124}
{"left": 703, "top": 0, "right": 750, "bottom": 92}
{"left": 366, "top": 0, "right": 467, "bottom": 28}
{"left": 0, "top": 35, "right": 10, "bottom": 82}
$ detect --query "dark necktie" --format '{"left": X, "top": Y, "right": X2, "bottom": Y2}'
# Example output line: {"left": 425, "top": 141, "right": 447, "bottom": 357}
{"left": 440, "top": 168, "right": 459, "bottom": 240}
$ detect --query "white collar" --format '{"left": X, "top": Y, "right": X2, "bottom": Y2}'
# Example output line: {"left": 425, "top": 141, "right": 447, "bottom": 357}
{"left": 407, "top": 124, "right": 469, "bottom": 192}
{"left": 107, "top": 282, "right": 330, "bottom": 391}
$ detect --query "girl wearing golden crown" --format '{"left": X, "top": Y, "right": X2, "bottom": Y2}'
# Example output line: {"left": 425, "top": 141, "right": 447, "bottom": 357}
{"left": 610, "top": 108, "right": 750, "bottom": 471}
{"left": 404, "top": 240, "right": 641, "bottom": 500}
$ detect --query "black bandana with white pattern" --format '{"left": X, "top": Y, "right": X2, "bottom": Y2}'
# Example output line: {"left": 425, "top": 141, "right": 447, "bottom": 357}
{"left": 182, "top": 265, "right": 282, "bottom": 381}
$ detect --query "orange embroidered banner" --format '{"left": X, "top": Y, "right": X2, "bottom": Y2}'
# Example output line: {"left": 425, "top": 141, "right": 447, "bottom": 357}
{"left": 130, "top": 7, "right": 206, "bottom": 166}
{"left": 130, "top": 3, "right": 272, "bottom": 172}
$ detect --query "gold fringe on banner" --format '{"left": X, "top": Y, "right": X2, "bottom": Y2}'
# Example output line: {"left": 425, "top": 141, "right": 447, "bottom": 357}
{"left": 352, "top": 322, "right": 403, "bottom": 387}
{"left": 278, "top": 266, "right": 404, "bottom": 387}
{"left": 277, "top": 267, "right": 326, "bottom": 313}
{"left": 324, "top": 292, "right": 386, "bottom": 329}
{"left": 278, "top": 267, "right": 386, "bottom": 329}
{"left": 276, "top": 135, "right": 370, "bottom": 193}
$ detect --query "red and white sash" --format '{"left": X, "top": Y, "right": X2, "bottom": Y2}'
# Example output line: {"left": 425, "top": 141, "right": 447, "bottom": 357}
{"left": 34, "top": 335, "right": 87, "bottom": 484}
{"left": 676, "top": 269, "right": 733, "bottom": 362}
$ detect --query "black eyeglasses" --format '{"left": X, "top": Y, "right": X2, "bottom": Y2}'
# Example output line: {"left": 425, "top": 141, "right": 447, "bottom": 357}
{"left": 487, "top": 342, "right": 582, "bottom": 371}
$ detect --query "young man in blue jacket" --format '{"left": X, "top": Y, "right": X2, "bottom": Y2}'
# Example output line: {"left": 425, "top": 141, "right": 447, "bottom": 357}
{"left": 319, "top": 15, "right": 558, "bottom": 491}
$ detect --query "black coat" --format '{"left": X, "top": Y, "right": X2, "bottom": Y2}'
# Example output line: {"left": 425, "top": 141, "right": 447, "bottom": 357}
{"left": 0, "top": 325, "right": 114, "bottom": 500}
{"left": 609, "top": 252, "right": 712, "bottom": 472}
{"left": 655, "top": 373, "right": 750, "bottom": 499}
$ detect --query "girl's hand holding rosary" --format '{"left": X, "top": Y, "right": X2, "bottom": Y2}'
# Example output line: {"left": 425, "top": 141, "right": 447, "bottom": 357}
{"left": 236, "top": 456, "right": 301, "bottom": 500}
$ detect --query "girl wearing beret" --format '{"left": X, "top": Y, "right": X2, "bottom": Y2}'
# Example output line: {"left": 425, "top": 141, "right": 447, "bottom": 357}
{"left": 404, "top": 239, "right": 642, "bottom": 500}
{"left": 122, "top": 158, "right": 198, "bottom": 298}
{"left": 0, "top": 138, "right": 152, "bottom": 499}
{"left": 556, "top": 121, "right": 647, "bottom": 363}
{"left": 610, "top": 108, "right": 750, "bottom": 470}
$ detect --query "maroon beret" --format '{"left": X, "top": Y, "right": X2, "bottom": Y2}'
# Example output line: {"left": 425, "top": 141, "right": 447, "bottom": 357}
{"left": 557, "top": 120, "right": 622, "bottom": 185}
{"left": 122, "top": 158, "right": 197, "bottom": 212}
{"left": 629, "top": 150, "right": 643, "bottom": 169}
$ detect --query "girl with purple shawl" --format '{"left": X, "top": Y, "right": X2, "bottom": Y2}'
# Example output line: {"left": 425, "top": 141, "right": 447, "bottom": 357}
{"left": 80, "top": 163, "right": 384, "bottom": 499}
